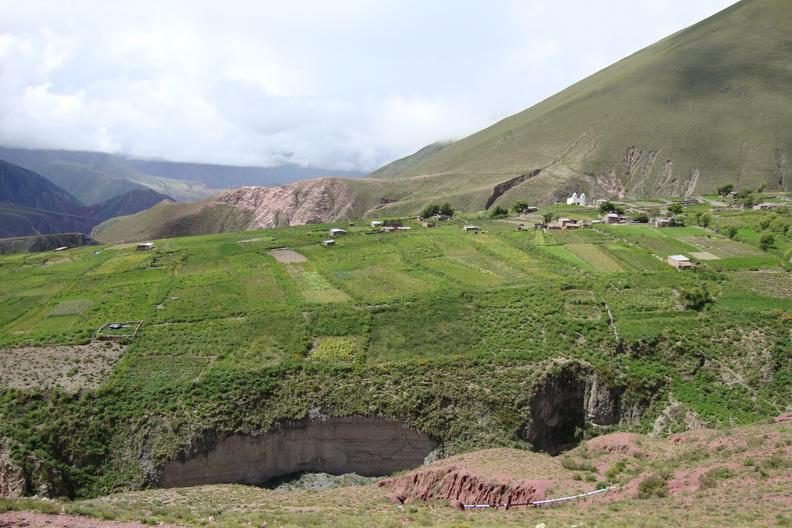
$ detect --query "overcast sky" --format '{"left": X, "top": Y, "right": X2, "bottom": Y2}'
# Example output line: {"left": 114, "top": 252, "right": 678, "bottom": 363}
{"left": 0, "top": 0, "right": 738, "bottom": 171}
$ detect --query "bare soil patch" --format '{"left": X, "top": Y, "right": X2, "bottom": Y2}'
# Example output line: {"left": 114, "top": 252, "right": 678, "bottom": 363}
{"left": 268, "top": 248, "right": 308, "bottom": 263}
{"left": 0, "top": 341, "right": 125, "bottom": 392}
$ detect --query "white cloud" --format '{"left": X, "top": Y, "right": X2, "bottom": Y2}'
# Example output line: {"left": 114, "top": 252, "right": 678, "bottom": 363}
{"left": 0, "top": 0, "right": 739, "bottom": 171}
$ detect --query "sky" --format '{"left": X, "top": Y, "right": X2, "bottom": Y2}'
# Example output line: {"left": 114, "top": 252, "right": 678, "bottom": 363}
{"left": 0, "top": 0, "right": 739, "bottom": 172}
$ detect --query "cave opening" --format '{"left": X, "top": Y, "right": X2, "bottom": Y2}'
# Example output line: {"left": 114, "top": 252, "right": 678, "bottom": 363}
{"left": 160, "top": 416, "right": 438, "bottom": 488}
{"left": 524, "top": 369, "right": 586, "bottom": 455}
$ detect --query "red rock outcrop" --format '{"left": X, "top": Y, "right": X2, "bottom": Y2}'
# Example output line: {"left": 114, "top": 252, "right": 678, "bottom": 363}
{"left": 214, "top": 178, "right": 362, "bottom": 229}
{"left": 378, "top": 466, "right": 551, "bottom": 508}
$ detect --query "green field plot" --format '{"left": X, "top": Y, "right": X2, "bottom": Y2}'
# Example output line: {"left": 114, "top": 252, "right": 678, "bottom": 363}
{"left": 420, "top": 256, "right": 504, "bottom": 287}
{"left": 539, "top": 244, "right": 593, "bottom": 270}
{"left": 48, "top": 299, "right": 93, "bottom": 316}
{"left": 604, "top": 244, "right": 667, "bottom": 271}
{"left": 677, "top": 235, "right": 762, "bottom": 258}
{"left": 599, "top": 225, "right": 699, "bottom": 257}
{"left": 566, "top": 243, "right": 626, "bottom": 272}
{"left": 335, "top": 265, "right": 435, "bottom": 303}
{"left": 285, "top": 264, "right": 351, "bottom": 303}
{"left": 727, "top": 271, "right": 792, "bottom": 298}
{"left": 87, "top": 252, "right": 153, "bottom": 275}
{"left": 310, "top": 336, "right": 366, "bottom": 362}
{"left": 367, "top": 294, "right": 479, "bottom": 362}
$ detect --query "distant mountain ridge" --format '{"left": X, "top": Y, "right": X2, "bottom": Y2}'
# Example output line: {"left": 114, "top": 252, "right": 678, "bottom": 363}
{"left": 0, "top": 146, "right": 365, "bottom": 205}
{"left": 0, "top": 159, "right": 172, "bottom": 238}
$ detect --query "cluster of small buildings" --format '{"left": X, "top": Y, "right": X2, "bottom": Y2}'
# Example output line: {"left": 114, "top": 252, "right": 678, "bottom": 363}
{"left": 545, "top": 217, "right": 586, "bottom": 230}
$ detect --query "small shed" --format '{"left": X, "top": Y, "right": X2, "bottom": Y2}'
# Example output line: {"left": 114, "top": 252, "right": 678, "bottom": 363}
{"left": 603, "top": 213, "right": 627, "bottom": 225}
{"left": 322, "top": 239, "right": 336, "bottom": 247}
{"left": 136, "top": 242, "right": 155, "bottom": 251}
{"left": 652, "top": 217, "right": 672, "bottom": 228}
{"left": 667, "top": 255, "right": 693, "bottom": 270}
{"left": 370, "top": 220, "right": 383, "bottom": 229}
{"left": 463, "top": 225, "right": 481, "bottom": 233}
{"left": 329, "top": 228, "right": 348, "bottom": 237}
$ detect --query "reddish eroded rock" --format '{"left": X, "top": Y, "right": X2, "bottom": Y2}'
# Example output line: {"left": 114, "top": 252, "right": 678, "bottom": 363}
{"left": 774, "top": 412, "right": 792, "bottom": 423}
{"left": 378, "top": 466, "right": 551, "bottom": 508}
{"left": 584, "top": 432, "right": 644, "bottom": 456}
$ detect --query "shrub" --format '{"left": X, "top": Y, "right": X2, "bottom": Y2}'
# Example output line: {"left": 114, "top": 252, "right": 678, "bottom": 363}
{"left": 717, "top": 184, "right": 734, "bottom": 197}
{"left": 699, "top": 466, "right": 735, "bottom": 489}
{"left": 638, "top": 473, "right": 668, "bottom": 499}
{"left": 490, "top": 206, "right": 509, "bottom": 218}
{"left": 512, "top": 201, "right": 531, "bottom": 214}
{"left": 680, "top": 286, "right": 714, "bottom": 311}
{"left": 759, "top": 232, "right": 775, "bottom": 251}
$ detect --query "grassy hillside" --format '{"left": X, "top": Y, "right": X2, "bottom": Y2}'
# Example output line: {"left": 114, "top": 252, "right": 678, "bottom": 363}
{"left": 369, "top": 0, "right": 792, "bottom": 212}
{"left": 0, "top": 201, "right": 789, "bottom": 500}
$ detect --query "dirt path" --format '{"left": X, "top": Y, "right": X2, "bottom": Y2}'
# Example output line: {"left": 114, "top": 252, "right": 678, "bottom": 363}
{"left": 0, "top": 512, "right": 184, "bottom": 528}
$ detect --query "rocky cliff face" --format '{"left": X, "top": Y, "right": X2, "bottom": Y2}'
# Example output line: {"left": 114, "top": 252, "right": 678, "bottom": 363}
{"left": 0, "top": 440, "right": 25, "bottom": 498}
{"left": 214, "top": 178, "right": 362, "bottom": 229}
{"left": 160, "top": 416, "right": 438, "bottom": 488}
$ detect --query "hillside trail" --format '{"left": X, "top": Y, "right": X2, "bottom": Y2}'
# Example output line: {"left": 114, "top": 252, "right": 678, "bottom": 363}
{"left": 0, "top": 512, "right": 184, "bottom": 528}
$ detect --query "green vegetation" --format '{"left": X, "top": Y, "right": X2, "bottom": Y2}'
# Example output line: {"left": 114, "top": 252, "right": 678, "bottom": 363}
{"left": 0, "top": 202, "right": 790, "bottom": 500}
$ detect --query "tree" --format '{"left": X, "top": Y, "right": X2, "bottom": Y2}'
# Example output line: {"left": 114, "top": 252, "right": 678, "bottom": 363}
{"left": 632, "top": 212, "right": 649, "bottom": 223}
{"left": 490, "top": 206, "right": 509, "bottom": 218}
{"left": 599, "top": 201, "right": 618, "bottom": 214}
{"left": 668, "top": 203, "right": 684, "bottom": 215}
{"left": 716, "top": 184, "right": 734, "bottom": 197}
{"left": 698, "top": 213, "right": 711, "bottom": 228}
{"left": 724, "top": 226, "right": 738, "bottom": 239}
{"left": 439, "top": 203, "right": 455, "bottom": 217}
{"left": 542, "top": 211, "right": 555, "bottom": 224}
{"left": 681, "top": 286, "right": 714, "bottom": 311}
{"left": 512, "top": 201, "right": 530, "bottom": 214}
{"left": 759, "top": 232, "right": 775, "bottom": 251}
{"left": 420, "top": 204, "right": 440, "bottom": 219}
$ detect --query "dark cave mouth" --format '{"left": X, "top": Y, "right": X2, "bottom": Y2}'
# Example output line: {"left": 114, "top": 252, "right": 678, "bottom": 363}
{"left": 525, "top": 370, "right": 587, "bottom": 455}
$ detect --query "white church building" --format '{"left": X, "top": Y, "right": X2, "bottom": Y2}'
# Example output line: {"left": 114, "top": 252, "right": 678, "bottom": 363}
{"left": 566, "top": 192, "right": 587, "bottom": 206}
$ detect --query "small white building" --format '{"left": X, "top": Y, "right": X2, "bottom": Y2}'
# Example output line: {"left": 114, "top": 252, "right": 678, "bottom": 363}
{"left": 53, "top": 246, "right": 69, "bottom": 252}
{"left": 566, "top": 192, "right": 587, "bottom": 206}
{"left": 136, "top": 242, "right": 155, "bottom": 251}
{"left": 667, "top": 255, "right": 693, "bottom": 270}
{"left": 397, "top": 226, "right": 412, "bottom": 231}
{"left": 370, "top": 220, "right": 383, "bottom": 229}
{"left": 566, "top": 192, "right": 579, "bottom": 205}
{"left": 329, "top": 228, "right": 348, "bottom": 237}
{"left": 322, "top": 239, "right": 336, "bottom": 247}
{"left": 463, "top": 225, "right": 481, "bottom": 232}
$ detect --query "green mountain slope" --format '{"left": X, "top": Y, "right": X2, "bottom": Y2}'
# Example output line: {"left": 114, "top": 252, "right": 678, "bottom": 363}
{"left": 372, "top": 0, "right": 792, "bottom": 211}
{"left": 368, "top": 142, "right": 451, "bottom": 179}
